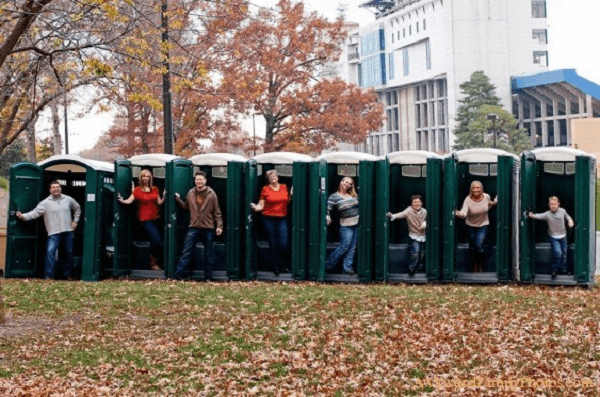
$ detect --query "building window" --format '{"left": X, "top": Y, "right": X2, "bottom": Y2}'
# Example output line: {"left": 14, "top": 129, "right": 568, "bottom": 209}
{"left": 533, "top": 51, "right": 548, "bottom": 66}
{"left": 387, "top": 110, "right": 393, "bottom": 131}
{"left": 532, "top": 0, "right": 546, "bottom": 18}
{"left": 391, "top": 33, "right": 395, "bottom": 44}
{"left": 389, "top": 52, "right": 395, "bottom": 79}
{"left": 437, "top": 80, "right": 445, "bottom": 97}
{"left": 409, "top": 25, "right": 412, "bottom": 35}
{"left": 397, "top": 31, "right": 400, "bottom": 41}
{"left": 439, "top": 129, "right": 446, "bottom": 151}
{"left": 392, "top": 90, "right": 398, "bottom": 105}
{"left": 393, "top": 108, "right": 399, "bottom": 130}
{"left": 386, "top": 92, "right": 391, "bottom": 106}
{"left": 423, "top": 19, "right": 426, "bottom": 30}
{"left": 403, "top": 48, "right": 409, "bottom": 76}
{"left": 416, "top": 105, "right": 421, "bottom": 128}
{"left": 532, "top": 29, "right": 547, "bottom": 44}
{"left": 438, "top": 100, "right": 445, "bottom": 125}
{"left": 393, "top": 132, "right": 399, "bottom": 151}
{"left": 416, "top": 22, "right": 419, "bottom": 33}
{"left": 387, "top": 134, "right": 392, "bottom": 153}
{"left": 403, "top": 28, "right": 405, "bottom": 38}
{"left": 425, "top": 40, "right": 431, "bottom": 70}
{"left": 416, "top": 131, "right": 422, "bottom": 150}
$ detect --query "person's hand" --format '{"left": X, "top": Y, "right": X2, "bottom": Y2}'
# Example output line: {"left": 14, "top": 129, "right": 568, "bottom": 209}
{"left": 528, "top": 212, "right": 534, "bottom": 219}
{"left": 326, "top": 216, "right": 331, "bottom": 226}
{"left": 386, "top": 212, "right": 394, "bottom": 221}
{"left": 216, "top": 228, "right": 223, "bottom": 236}
{"left": 117, "top": 193, "right": 123, "bottom": 203}
{"left": 250, "top": 203, "right": 257, "bottom": 211}
{"left": 71, "top": 221, "right": 78, "bottom": 230}
{"left": 568, "top": 219, "right": 574, "bottom": 228}
{"left": 16, "top": 211, "right": 24, "bottom": 220}
{"left": 175, "top": 192, "right": 180, "bottom": 200}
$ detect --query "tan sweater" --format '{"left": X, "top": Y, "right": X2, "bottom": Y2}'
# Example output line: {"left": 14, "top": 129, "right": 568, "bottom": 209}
{"left": 394, "top": 207, "right": 427, "bottom": 239}
{"left": 460, "top": 194, "right": 493, "bottom": 227}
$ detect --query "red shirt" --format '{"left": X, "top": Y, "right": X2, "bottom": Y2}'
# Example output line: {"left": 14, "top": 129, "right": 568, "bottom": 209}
{"left": 133, "top": 186, "right": 160, "bottom": 222}
{"left": 260, "top": 184, "right": 289, "bottom": 217}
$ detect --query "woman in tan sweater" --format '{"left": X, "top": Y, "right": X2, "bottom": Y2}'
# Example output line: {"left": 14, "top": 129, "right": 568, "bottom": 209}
{"left": 455, "top": 181, "right": 497, "bottom": 272}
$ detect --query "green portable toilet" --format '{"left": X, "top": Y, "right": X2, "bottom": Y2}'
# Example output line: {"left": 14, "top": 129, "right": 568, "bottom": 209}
{"left": 520, "top": 147, "right": 596, "bottom": 286}
{"left": 375, "top": 151, "right": 443, "bottom": 284}
{"left": 245, "top": 152, "right": 312, "bottom": 281}
{"left": 113, "top": 154, "right": 182, "bottom": 279}
{"left": 6, "top": 155, "right": 114, "bottom": 281}
{"left": 309, "top": 151, "right": 378, "bottom": 283}
{"left": 442, "top": 149, "right": 519, "bottom": 283}
{"left": 188, "top": 153, "right": 247, "bottom": 281}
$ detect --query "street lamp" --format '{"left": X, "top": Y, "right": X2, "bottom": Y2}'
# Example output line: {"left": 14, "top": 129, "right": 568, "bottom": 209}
{"left": 487, "top": 113, "right": 498, "bottom": 148}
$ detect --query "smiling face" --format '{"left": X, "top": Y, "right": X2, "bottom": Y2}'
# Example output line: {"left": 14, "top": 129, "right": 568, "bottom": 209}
{"left": 195, "top": 174, "right": 207, "bottom": 190}
{"left": 49, "top": 183, "right": 62, "bottom": 197}
{"left": 411, "top": 198, "right": 422, "bottom": 211}
{"left": 470, "top": 183, "right": 482, "bottom": 197}
{"left": 267, "top": 170, "right": 279, "bottom": 184}
{"left": 139, "top": 170, "right": 152, "bottom": 187}
{"left": 339, "top": 177, "right": 354, "bottom": 193}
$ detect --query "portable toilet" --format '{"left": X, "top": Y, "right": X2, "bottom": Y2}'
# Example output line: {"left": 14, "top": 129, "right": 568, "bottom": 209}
{"left": 112, "top": 154, "right": 181, "bottom": 279}
{"left": 6, "top": 155, "right": 114, "bottom": 281}
{"left": 245, "top": 152, "right": 312, "bottom": 281}
{"left": 520, "top": 147, "right": 596, "bottom": 286}
{"left": 188, "top": 153, "right": 247, "bottom": 280}
{"left": 374, "top": 151, "right": 443, "bottom": 283}
{"left": 308, "top": 151, "right": 378, "bottom": 283}
{"left": 443, "top": 148, "right": 519, "bottom": 283}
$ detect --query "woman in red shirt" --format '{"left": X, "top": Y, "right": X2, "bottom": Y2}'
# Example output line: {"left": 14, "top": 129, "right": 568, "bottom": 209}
{"left": 118, "top": 169, "right": 165, "bottom": 270}
{"left": 250, "top": 169, "right": 291, "bottom": 275}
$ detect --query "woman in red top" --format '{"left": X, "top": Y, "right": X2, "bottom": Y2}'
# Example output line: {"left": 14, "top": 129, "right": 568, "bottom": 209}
{"left": 250, "top": 169, "right": 291, "bottom": 275}
{"left": 118, "top": 169, "right": 165, "bottom": 270}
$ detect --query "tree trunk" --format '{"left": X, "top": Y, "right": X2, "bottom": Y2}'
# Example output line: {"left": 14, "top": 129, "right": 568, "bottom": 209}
{"left": 264, "top": 113, "right": 276, "bottom": 150}
{"left": 50, "top": 100, "right": 61, "bottom": 155}
{"left": 25, "top": 113, "right": 39, "bottom": 162}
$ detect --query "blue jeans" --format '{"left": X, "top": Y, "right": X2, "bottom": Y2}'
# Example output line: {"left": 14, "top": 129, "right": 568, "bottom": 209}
{"left": 468, "top": 225, "right": 487, "bottom": 253}
{"left": 326, "top": 225, "right": 358, "bottom": 273}
{"left": 410, "top": 239, "right": 426, "bottom": 273}
{"left": 142, "top": 220, "right": 163, "bottom": 258}
{"left": 262, "top": 217, "right": 289, "bottom": 273}
{"left": 175, "top": 228, "right": 216, "bottom": 279}
{"left": 45, "top": 231, "right": 74, "bottom": 279}
{"left": 549, "top": 236, "right": 568, "bottom": 274}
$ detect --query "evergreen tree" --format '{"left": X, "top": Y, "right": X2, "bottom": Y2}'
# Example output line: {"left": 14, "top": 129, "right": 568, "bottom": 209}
{"left": 453, "top": 71, "right": 530, "bottom": 154}
{"left": 0, "top": 139, "right": 26, "bottom": 178}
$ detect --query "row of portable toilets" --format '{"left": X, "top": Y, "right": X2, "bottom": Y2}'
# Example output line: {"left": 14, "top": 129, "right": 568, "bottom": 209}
{"left": 5, "top": 148, "right": 596, "bottom": 286}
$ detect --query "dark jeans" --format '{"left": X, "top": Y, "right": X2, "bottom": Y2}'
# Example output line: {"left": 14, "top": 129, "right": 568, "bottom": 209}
{"left": 326, "top": 225, "right": 358, "bottom": 273}
{"left": 262, "top": 217, "right": 289, "bottom": 273}
{"left": 468, "top": 225, "right": 487, "bottom": 253}
{"left": 410, "top": 239, "right": 426, "bottom": 273}
{"left": 45, "top": 231, "right": 74, "bottom": 279}
{"left": 549, "top": 236, "right": 568, "bottom": 274}
{"left": 142, "top": 220, "right": 163, "bottom": 258}
{"left": 175, "top": 228, "right": 216, "bottom": 279}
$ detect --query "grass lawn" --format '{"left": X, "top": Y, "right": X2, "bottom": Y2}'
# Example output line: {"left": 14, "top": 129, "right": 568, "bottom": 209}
{"left": 1, "top": 279, "right": 599, "bottom": 396}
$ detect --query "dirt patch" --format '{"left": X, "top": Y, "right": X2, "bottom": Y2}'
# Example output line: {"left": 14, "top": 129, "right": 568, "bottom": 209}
{"left": 0, "top": 314, "right": 55, "bottom": 339}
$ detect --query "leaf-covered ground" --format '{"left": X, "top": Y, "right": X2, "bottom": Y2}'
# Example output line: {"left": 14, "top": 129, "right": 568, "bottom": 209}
{"left": 1, "top": 279, "right": 599, "bottom": 396}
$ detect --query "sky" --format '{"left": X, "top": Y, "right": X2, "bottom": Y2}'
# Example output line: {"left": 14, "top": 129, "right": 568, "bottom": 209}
{"left": 40, "top": 0, "right": 600, "bottom": 154}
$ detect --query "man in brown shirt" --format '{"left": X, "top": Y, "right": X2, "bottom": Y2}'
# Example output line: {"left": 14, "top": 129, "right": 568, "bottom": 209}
{"left": 174, "top": 171, "right": 223, "bottom": 280}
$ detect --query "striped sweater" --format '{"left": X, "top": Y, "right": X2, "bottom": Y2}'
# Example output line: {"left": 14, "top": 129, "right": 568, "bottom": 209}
{"left": 327, "top": 192, "right": 359, "bottom": 226}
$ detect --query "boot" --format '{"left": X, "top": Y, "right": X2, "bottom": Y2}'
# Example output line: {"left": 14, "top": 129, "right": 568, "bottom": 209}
{"left": 149, "top": 255, "right": 162, "bottom": 271}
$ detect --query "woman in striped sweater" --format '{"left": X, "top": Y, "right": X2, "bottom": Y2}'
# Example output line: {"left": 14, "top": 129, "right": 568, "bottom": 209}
{"left": 325, "top": 177, "right": 359, "bottom": 275}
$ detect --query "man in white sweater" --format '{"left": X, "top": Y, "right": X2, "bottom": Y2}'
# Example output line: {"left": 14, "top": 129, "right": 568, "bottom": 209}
{"left": 387, "top": 195, "right": 427, "bottom": 276}
{"left": 17, "top": 180, "right": 81, "bottom": 280}
{"left": 529, "top": 196, "right": 574, "bottom": 278}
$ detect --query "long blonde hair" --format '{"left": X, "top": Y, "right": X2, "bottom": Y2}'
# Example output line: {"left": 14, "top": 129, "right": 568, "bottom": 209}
{"left": 138, "top": 169, "right": 154, "bottom": 189}
{"left": 469, "top": 180, "right": 484, "bottom": 199}
{"left": 338, "top": 177, "right": 357, "bottom": 198}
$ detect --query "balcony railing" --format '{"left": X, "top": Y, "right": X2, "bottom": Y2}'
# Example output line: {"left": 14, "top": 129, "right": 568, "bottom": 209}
{"left": 348, "top": 53, "right": 360, "bottom": 61}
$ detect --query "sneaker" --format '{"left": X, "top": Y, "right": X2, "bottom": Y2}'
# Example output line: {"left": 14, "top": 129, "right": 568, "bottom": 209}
{"left": 408, "top": 269, "right": 416, "bottom": 276}
{"left": 344, "top": 270, "right": 356, "bottom": 276}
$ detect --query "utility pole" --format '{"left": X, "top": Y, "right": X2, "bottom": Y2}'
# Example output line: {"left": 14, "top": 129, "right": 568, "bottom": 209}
{"left": 162, "top": 0, "right": 174, "bottom": 154}
{"left": 252, "top": 114, "right": 256, "bottom": 156}
{"left": 64, "top": 91, "right": 69, "bottom": 155}
{"left": 487, "top": 113, "right": 498, "bottom": 149}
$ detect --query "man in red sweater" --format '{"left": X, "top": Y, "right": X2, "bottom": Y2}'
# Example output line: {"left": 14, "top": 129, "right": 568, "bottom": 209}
{"left": 174, "top": 172, "right": 223, "bottom": 280}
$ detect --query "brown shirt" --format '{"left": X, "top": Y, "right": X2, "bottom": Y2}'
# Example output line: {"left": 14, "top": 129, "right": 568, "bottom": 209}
{"left": 177, "top": 186, "right": 223, "bottom": 230}
{"left": 395, "top": 207, "right": 427, "bottom": 239}
{"left": 460, "top": 193, "right": 493, "bottom": 227}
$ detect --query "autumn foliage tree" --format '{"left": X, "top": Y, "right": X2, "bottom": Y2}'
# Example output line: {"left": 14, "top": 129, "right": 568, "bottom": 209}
{"left": 223, "top": 0, "right": 383, "bottom": 153}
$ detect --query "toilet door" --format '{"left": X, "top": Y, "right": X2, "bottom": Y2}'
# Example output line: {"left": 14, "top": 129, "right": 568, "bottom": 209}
{"left": 5, "top": 162, "right": 43, "bottom": 278}
{"left": 519, "top": 152, "right": 536, "bottom": 282}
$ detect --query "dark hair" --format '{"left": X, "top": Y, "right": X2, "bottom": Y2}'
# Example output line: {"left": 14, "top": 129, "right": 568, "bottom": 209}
{"left": 49, "top": 180, "right": 61, "bottom": 189}
{"left": 410, "top": 195, "right": 422, "bottom": 202}
{"left": 194, "top": 171, "right": 207, "bottom": 179}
